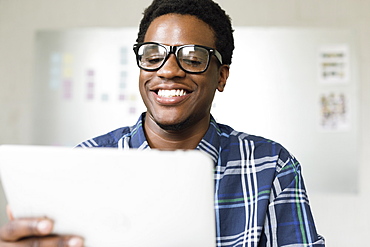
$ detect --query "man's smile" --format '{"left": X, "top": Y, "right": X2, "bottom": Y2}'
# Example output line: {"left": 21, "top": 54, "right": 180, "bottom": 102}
{"left": 157, "top": 89, "right": 189, "bottom": 97}
{"left": 151, "top": 88, "right": 192, "bottom": 105}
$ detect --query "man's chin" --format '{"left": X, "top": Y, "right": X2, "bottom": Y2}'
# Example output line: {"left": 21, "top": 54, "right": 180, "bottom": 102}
{"left": 156, "top": 118, "right": 191, "bottom": 132}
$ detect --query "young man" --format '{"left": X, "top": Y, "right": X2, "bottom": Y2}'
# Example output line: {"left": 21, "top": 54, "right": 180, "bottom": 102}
{"left": 0, "top": 0, "right": 325, "bottom": 246}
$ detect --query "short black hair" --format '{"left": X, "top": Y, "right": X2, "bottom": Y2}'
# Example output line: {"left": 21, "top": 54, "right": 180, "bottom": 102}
{"left": 136, "top": 0, "right": 234, "bottom": 65}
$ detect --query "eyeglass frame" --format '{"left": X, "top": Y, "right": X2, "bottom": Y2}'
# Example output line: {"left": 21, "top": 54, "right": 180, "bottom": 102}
{"left": 133, "top": 42, "right": 224, "bottom": 74}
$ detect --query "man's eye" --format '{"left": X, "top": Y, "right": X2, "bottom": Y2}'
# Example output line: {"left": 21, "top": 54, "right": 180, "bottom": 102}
{"left": 181, "top": 58, "right": 204, "bottom": 67}
{"left": 143, "top": 55, "right": 164, "bottom": 65}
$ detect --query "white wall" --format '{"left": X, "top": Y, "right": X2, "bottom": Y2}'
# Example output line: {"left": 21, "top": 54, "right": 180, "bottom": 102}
{"left": 1, "top": 0, "right": 370, "bottom": 245}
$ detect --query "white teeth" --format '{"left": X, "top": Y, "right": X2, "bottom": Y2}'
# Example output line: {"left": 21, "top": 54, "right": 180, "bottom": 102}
{"left": 158, "top": 89, "right": 187, "bottom": 97}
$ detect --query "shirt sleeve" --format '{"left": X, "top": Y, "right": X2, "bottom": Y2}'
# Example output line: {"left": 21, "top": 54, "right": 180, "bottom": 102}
{"left": 261, "top": 149, "right": 325, "bottom": 246}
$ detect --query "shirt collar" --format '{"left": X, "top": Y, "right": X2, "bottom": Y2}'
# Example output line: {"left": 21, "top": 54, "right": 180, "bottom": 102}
{"left": 128, "top": 113, "right": 221, "bottom": 164}
{"left": 196, "top": 117, "right": 221, "bottom": 164}
{"left": 128, "top": 112, "right": 149, "bottom": 149}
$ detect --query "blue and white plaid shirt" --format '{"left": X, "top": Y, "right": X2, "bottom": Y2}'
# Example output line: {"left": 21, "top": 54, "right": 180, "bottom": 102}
{"left": 77, "top": 113, "right": 325, "bottom": 246}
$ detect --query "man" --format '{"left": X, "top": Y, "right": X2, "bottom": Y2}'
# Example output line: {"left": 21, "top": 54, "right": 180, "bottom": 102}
{"left": 0, "top": 0, "right": 325, "bottom": 246}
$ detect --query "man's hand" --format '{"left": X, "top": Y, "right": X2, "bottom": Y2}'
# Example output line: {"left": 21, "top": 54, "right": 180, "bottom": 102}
{"left": 0, "top": 218, "right": 84, "bottom": 246}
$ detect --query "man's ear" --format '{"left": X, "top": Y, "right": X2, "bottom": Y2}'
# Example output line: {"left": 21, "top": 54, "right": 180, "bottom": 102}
{"left": 217, "top": 65, "right": 229, "bottom": 92}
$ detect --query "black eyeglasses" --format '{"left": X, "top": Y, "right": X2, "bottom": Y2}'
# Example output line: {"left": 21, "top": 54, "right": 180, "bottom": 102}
{"left": 133, "top": 42, "right": 223, "bottom": 74}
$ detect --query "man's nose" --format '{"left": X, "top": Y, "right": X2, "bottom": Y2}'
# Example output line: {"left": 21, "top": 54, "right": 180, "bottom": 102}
{"left": 156, "top": 54, "right": 186, "bottom": 78}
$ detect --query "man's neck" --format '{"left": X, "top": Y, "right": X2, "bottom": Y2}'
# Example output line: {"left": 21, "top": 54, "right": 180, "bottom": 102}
{"left": 143, "top": 114, "right": 210, "bottom": 150}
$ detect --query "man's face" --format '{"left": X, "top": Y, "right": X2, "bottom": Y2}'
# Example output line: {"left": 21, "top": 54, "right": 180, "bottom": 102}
{"left": 139, "top": 14, "right": 229, "bottom": 131}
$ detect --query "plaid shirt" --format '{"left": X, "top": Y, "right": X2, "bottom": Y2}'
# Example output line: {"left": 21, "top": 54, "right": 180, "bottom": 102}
{"left": 77, "top": 113, "right": 325, "bottom": 246}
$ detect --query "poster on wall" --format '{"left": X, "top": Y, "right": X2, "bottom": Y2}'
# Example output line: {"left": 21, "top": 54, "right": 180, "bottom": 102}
{"left": 318, "top": 44, "right": 350, "bottom": 84}
{"left": 319, "top": 91, "right": 350, "bottom": 131}
{"left": 47, "top": 47, "right": 139, "bottom": 106}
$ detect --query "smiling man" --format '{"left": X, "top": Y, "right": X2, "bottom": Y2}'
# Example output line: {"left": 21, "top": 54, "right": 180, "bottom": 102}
{"left": 136, "top": 13, "right": 229, "bottom": 150}
{"left": 0, "top": 0, "right": 325, "bottom": 246}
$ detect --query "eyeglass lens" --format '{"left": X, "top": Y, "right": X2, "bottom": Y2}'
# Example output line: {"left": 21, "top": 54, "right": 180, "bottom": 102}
{"left": 137, "top": 44, "right": 210, "bottom": 73}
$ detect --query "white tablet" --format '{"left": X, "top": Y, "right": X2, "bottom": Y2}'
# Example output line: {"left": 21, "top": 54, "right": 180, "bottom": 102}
{"left": 0, "top": 145, "right": 216, "bottom": 247}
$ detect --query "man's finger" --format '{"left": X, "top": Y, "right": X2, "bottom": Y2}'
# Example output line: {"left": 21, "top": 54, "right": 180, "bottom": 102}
{"left": 0, "top": 218, "right": 53, "bottom": 241}
{"left": 6, "top": 206, "right": 14, "bottom": 220}
{"left": 12, "top": 235, "right": 84, "bottom": 247}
